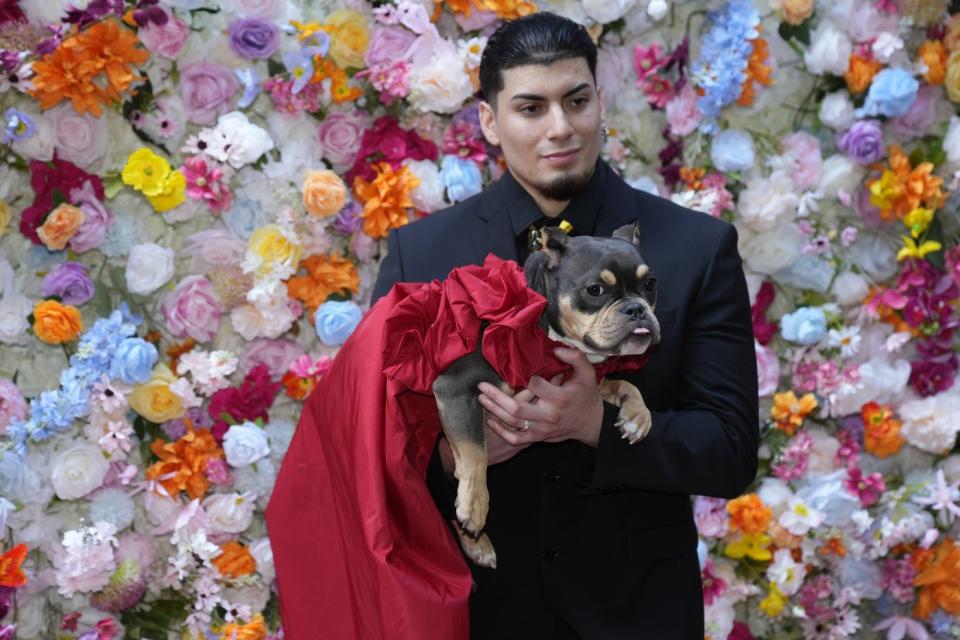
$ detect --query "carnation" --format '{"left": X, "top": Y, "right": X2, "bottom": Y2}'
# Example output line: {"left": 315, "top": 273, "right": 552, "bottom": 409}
{"left": 89, "top": 488, "right": 137, "bottom": 532}
{"left": 178, "top": 350, "right": 238, "bottom": 396}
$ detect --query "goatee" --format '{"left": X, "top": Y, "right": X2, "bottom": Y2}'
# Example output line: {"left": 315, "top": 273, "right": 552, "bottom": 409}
{"left": 538, "top": 169, "right": 592, "bottom": 201}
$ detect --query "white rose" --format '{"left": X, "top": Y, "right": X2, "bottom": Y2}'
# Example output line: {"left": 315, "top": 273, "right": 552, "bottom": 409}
{"left": 819, "top": 91, "right": 856, "bottom": 131}
{"left": 404, "top": 159, "right": 447, "bottom": 212}
{"left": 12, "top": 110, "right": 54, "bottom": 162}
{"left": 216, "top": 112, "right": 275, "bottom": 169}
{"left": 408, "top": 50, "right": 474, "bottom": 114}
{"left": 203, "top": 492, "right": 256, "bottom": 534}
{"left": 743, "top": 223, "right": 804, "bottom": 275}
{"left": 647, "top": 0, "right": 669, "bottom": 20}
{"left": 737, "top": 171, "right": 799, "bottom": 232}
{"left": 249, "top": 536, "right": 275, "bottom": 581}
{"left": 126, "top": 243, "right": 176, "bottom": 295}
{"left": 51, "top": 441, "right": 110, "bottom": 500}
{"left": 46, "top": 103, "right": 108, "bottom": 168}
{"left": 582, "top": 0, "right": 636, "bottom": 23}
{"left": 804, "top": 22, "right": 852, "bottom": 76}
{"left": 143, "top": 491, "right": 182, "bottom": 527}
{"left": 0, "top": 292, "right": 31, "bottom": 344}
{"left": 223, "top": 422, "right": 270, "bottom": 467}
{"left": 945, "top": 116, "right": 960, "bottom": 164}
{"left": 831, "top": 272, "right": 870, "bottom": 306}
{"left": 871, "top": 32, "right": 903, "bottom": 63}
{"left": 817, "top": 154, "right": 864, "bottom": 199}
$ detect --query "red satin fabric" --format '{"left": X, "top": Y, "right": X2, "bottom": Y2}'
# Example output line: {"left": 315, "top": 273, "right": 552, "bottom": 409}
{"left": 266, "top": 255, "right": 648, "bottom": 639}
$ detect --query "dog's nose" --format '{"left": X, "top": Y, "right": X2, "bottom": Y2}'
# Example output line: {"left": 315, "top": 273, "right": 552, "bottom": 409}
{"left": 621, "top": 302, "right": 645, "bottom": 320}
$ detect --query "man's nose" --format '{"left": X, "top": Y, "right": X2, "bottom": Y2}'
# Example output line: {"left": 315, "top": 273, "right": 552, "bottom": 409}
{"left": 546, "top": 104, "right": 574, "bottom": 139}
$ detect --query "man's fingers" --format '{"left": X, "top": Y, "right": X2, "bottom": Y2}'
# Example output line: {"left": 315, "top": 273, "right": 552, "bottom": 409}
{"left": 513, "top": 388, "right": 536, "bottom": 404}
{"left": 478, "top": 384, "right": 554, "bottom": 424}
{"left": 554, "top": 347, "right": 594, "bottom": 379}
{"left": 487, "top": 416, "right": 529, "bottom": 445}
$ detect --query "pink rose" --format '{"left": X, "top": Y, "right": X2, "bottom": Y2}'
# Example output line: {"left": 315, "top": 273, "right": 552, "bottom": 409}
{"left": 317, "top": 111, "right": 369, "bottom": 170}
{"left": 365, "top": 27, "right": 416, "bottom": 68}
{"left": 665, "top": 82, "right": 701, "bottom": 137}
{"left": 693, "top": 496, "right": 728, "bottom": 538}
{"left": 162, "top": 275, "right": 222, "bottom": 343}
{"left": 889, "top": 85, "right": 939, "bottom": 140}
{"left": 180, "top": 63, "right": 239, "bottom": 125}
{"left": 0, "top": 379, "right": 27, "bottom": 436}
{"left": 47, "top": 104, "right": 107, "bottom": 168}
{"left": 138, "top": 6, "right": 190, "bottom": 58}
{"left": 779, "top": 131, "right": 822, "bottom": 191}
{"left": 240, "top": 338, "right": 304, "bottom": 379}
{"left": 755, "top": 340, "right": 780, "bottom": 397}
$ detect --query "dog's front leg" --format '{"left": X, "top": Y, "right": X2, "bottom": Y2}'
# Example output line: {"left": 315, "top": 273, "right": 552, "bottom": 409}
{"left": 598, "top": 378, "right": 652, "bottom": 444}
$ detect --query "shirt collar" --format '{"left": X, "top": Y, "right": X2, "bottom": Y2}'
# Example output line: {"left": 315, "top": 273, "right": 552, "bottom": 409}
{"left": 500, "top": 159, "right": 607, "bottom": 238}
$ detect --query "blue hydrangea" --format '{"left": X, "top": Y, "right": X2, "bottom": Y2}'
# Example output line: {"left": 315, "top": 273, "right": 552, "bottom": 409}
{"left": 856, "top": 68, "right": 919, "bottom": 119}
{"left": 779, "top": 306, "right": 828, "bottom": 345}
{"left": 440, "top": 155, "right": 483, "bottom": 203}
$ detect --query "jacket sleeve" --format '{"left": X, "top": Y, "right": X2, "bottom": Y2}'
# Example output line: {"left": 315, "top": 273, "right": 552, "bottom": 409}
{"left": 371, "top": 228, "right": 405, "bottom": 304}
{"left": 587, "top": 224, "right": 759, "bottom": 499}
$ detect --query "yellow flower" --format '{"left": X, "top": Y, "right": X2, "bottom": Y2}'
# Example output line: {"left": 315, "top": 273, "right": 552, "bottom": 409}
{"left": 903, "top": 207, "right": 934, "bottom": 238}
{"left": 147, "top": 169, "right": 187, "bottom": 212}
{"left": 325, "top": 9, "right": 370, "bottom": 70}
{"left": 897, "top": 236, "right": 942, "bottom": 261}
{"left": 724, "top": 532, "right": 773, "bottom": 562}
{"left": 122, "top": 148, "right": 173, "bottom": 197}
{"left": 129, "top": 364, "right": 186, "bottom": 423}
{"left": 759, "top": 583, "right": 787, "bottom": 617}
{"left": 868, "top": 169, "right": 899, "bottom": 212}
{"left": 0, "top": 200, "right": 10, "bottom": 237}
{"left": 946, "top": 49, "right": 960, "bottom": 102}
{"left": 247, "top": 224, "right": 303, "bottom": 277}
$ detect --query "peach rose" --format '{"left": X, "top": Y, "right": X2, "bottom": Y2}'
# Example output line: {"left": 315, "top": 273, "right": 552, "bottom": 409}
{"left": 302, "top": 169, "right": 347, "bottom": 217}
{"left": 32, "top": 300, "right": 83, "bottom": 343}
{"left": 781, "top": 0, "right": 814, "bottom": 25}
{"left": 37, "top": 203, "right": 86, "bottom": 251}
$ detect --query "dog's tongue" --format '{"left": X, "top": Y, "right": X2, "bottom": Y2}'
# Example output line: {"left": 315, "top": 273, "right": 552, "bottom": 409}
{"left": 632, "top": 327, "right": 650, "bottom": 335}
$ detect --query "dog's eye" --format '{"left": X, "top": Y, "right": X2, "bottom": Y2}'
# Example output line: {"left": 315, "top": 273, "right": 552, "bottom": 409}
{"left": 586, "top": 284, "right": 605, "bottom": 297}
{"left": 643, "top": 278, "right": 657, "bottom": 292}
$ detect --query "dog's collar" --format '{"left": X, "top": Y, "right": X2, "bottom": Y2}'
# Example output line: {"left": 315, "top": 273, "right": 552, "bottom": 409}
{"left": 546, "top": 327, "right": 610, "bottom": 364}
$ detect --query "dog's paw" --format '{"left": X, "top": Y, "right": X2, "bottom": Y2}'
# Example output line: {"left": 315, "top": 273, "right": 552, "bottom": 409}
{"left": 615, "top": 405, "right": 651, "bottom": 444}
{"left": 455, "top": 478, "right": 489, "bottom": 537}
{"left": 453, "top": 522, "right": 497, "bottom": 568}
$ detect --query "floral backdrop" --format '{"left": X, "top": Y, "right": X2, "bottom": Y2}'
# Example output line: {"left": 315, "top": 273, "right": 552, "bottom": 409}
{"left": 1, "top": 0, "right": 960, "bottom": 637}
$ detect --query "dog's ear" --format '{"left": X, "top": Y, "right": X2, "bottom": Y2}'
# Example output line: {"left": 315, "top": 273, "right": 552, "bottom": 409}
{"left": 524, "top": 251, "right": 549, "bottom": 296}
{"left": 539, "top": 226, "right": 569, "bottom": 268}
{"left": 612, "top": 222, "right": 641, "bottom": 249}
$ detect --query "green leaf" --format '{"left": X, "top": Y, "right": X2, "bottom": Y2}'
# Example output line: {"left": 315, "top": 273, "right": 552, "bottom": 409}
{"left": 104, "top": 175, "right": 125, "bottom": 200}
{"left": 267, "top": 58, "right": 285, "bottom": 77}
{"left": 50, "top": 188, "right": 66, "bottom": 208}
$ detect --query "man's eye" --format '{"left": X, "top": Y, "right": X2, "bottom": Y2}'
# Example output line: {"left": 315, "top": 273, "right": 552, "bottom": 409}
{"left": 519, "top": 104, "right": 541, "bottom": 114}
{"left": 586, "top": 284, "right": 605, "bottom": 297}
{"left": 569, "top": 96, "right": 589, "bottom": 108}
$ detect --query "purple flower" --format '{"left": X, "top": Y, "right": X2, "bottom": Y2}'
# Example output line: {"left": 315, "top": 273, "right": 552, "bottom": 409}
{"left": 69, "top": 180, "right": 114, "bottom": 253}
{"left": 331, "top": 201, "right": 363, "bottom": 235}
{"left": 42, "top": 262, "right": 95, "bottom": 306}
{"left": 909, "top": 359, "right": 956, "bottom": 396}
{"left": 228, "top": 17, "right": 280, "bottom": 60}
{"left": 0, "top": 380, "right": 27, "bottom": 436}
{"left": 2, "top": 108, "right": 33, "bottom": 144}
{"left": 836, "top": 119, "right": 884, "bottom": 165}
{"left": 889, "top": 85, "right": 938, "bottom": 139}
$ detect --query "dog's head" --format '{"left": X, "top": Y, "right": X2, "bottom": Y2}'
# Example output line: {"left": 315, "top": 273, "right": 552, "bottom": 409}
{"left": 524, "top": 222, "right": 660, "bottom": 358}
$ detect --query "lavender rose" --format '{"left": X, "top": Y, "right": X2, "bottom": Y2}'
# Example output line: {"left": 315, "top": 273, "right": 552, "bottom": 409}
{"left": 180, "top": 63, "right": 239, "bottom": 125}
{"left": 42, "top": 262, "right": 95, "bottom": 306}
{"left": 836, "top": 120, "right": 884, "bottom": 165}
{"left": 228, "top": 17, "right": 280, "bottom": 59}
{"left": 161, "top": 275, "right": 222, "bottom": 343}
{"left": 364, "top": 27, "right": 415, "bottom": 68}
{"left": 889, "top": 85, "right": 939, "bottom": 140}
{"left": 68, "top": 181, "right": 114, "bottom": 253}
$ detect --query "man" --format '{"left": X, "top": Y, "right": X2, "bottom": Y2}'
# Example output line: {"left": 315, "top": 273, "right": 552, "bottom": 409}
{"left": 371, "top": 12, "right": 758, "bottom": 639}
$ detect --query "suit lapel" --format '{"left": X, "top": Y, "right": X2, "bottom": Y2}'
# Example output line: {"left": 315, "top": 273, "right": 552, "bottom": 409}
{"left": 470, "top": 179, "right": 520, "bottom": 265}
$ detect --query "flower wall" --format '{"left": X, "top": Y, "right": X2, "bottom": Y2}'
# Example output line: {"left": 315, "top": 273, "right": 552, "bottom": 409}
{"left": 1, "top": 0, "right": 960, "bottom": 638}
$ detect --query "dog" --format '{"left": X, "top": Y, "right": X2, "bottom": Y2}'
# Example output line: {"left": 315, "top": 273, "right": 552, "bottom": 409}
{"left": 431, "top": 222, "right": 661, "bottom": 568}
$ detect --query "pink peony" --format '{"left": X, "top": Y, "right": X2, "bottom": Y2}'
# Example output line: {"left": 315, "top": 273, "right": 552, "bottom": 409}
{"left": 755, "top": 341, "right": 781, "bottom": 397}
{"left": 180, "top": 63, "right": 239, "bottom": 125}
{"left": 0, "top": 379, "right": 26, "bottom": 436}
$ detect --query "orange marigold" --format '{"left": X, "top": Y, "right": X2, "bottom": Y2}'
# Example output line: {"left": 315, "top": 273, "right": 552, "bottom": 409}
{"left": 914, "top": 538, "right": 960, "bottom": 619}
{"left": 861, "top": 401, "right": 906, "bottom": 458}
{"left": 285, "top": 253, "right": 360, "bottom": 314}
{"left": 844, "top": 54, "right": 883, "bottom": 94}
{"left": 868, "top": 145, "right": 944, "bottom": 221}
{"left": 146, "top": 427, "right": 223, "bottom": 500}
{"left": 918, "top": 40, "right": 948, "bottom": 85}
{"left": 30, "top": 20, "right": 149, "bottom": 116}
{"left": 219, "top": 613, "right": 267, "bottom": 640}
{"left": 353, "top": 162, "right": 420, "bottom": 240}
{"left": 213, "top": 540, "right": 257, "bottom": 578}
{"left": 738, "top": 37, "right": 773, "bottom": 107}
{"left": 771, "top": 391, "right": 818, "bottom": 436}
{"left": 727, "top": 494, "right": 772, "bottom": 535}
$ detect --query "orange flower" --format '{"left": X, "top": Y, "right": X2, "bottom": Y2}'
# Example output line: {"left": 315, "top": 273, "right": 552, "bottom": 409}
{"left": 918, "top": 40, "right": 948, "bottom": 85}
{"left": 861, "top": 401, "right": 906, "bottom": 458}
{"left": 0, "top": 544, "right": 28, "bottom": 588}
{"left": 145, "top": 427, "right": 224, "bottom": 500}
{"left": 33, "top": 300, "right": 83, "bottom": 344}
{"left": 914, "top": 538, "right": 960, "bottom": 619}
{"left": 818, "top": 537, "right": 847, "bottom": 558}
{"left": 219, "top": 613, "right": 267, "bottom": 640}
{"left": 445, "top": 0, "right": 476, "bottom": 15}
{"left": 212, "top": 540, "right": 256, "bottom": 578}
{"left": 771, "top": 391, "right": 818, "bottom": 436}
{"left": 353, "top": 162, "right": 420, "bottom": 239}
{"left": 738, "top": 37, "right": 773, "bottom": 107}
{"left": 285, "top": 253, "right": 360, "bottom": 314}
{"left": 30, "top": 20, "right": 149, "bottom": 116}
{"left": 844, "top": 54, "right": 883, "bottom": 94}
{"left": 477, "top": 0, "right": 536, "bottom": 19}
{"left": 679, "top": 167, "right": 706, "bottom": 190}
{"left": 282, "top": 371, "right": 316, "bottom": 400}
{"left": 868, "top": 145, "right": 944, "bottom": 221}
{"left": 726, "top": 494, "right": 772, "bottom": 535}
{"left": 37, "top": 203, "right": 85, "bottom": 251}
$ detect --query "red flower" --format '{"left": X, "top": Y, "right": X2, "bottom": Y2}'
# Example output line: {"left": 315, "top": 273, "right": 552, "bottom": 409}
{"left": 751, "top": 281, "right": 779, "bottom": 346}
{"left": 345, "top": 116, "right": 438, "bottom": 184}
{"left": 20, "top": 156, "right": 104, "bottom": 245}
{"left": 207, "top": 364, "right": 282, "bottom": 441}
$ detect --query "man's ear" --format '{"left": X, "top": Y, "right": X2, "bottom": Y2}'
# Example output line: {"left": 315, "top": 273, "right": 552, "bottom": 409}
{"left": 478, "top": 100, "right": 500, "bottom": 147}
{"left": 540, "top": 226, "right": 569, "bottom": 268}
{"left": 612, "top": 222, "right": 641, "bottom": 248}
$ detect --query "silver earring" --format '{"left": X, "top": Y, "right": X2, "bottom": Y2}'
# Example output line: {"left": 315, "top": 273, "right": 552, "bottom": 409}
{"left": 601, "top": 122, "right": 610, "bottom": 140}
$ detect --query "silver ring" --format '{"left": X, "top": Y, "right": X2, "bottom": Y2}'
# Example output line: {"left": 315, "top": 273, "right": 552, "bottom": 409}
{"left": 519, "top": 419, "right": 531, "bottom": 432}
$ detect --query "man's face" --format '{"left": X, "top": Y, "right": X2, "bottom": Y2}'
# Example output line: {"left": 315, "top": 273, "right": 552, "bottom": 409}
{"left": 479, "top": 57, "right": 605, "bottom": 204}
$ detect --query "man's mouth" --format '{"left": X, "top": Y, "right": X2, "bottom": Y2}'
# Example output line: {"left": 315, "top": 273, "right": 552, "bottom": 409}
{"left": 542, "top": 148, "right": 579, "bottom": 165}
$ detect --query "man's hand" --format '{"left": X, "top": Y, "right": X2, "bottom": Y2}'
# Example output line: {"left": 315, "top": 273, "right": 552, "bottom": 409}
{"left": 477, "top": 347, "right": 605, "bottom": 449}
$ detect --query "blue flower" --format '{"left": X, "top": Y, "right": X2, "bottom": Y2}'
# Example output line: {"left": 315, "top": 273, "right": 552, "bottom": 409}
{"left": 284, "top": 45, "right": 326, "bottom": 95}
{"left": 234, "top": 67, "right": 261, "bottom": 109}
{"left": 779, "top": 307, "right": 827, "bottom": 345}
{"left": 710, "top": 128, "right": 755, "bottom": 172}
{"left": 857, "top": 68, "right": 918, "bottom": 118}
{"left": 440, "top": 156, "right": 482, "bottom": 203}
{"left": 315, "top": 300, "right": 363, "bottom": 346}
{"left": 223, "top": 195, "right": 269, "bottom": 240}
{"left": 110, "top": 337, "right": 159, "bottom": 385}
{"left": 2, "top": 108, "right": 34, "bottom": 143}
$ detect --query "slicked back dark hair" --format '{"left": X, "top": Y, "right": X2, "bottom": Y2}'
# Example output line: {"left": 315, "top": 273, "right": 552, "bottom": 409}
{"left": 479, "top": 12, "right": 598, "bottom": 108}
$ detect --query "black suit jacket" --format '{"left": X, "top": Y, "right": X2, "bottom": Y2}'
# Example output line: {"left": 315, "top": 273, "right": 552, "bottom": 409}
{"left": 371, "top": 163, "right": 759, "bottom": 639}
